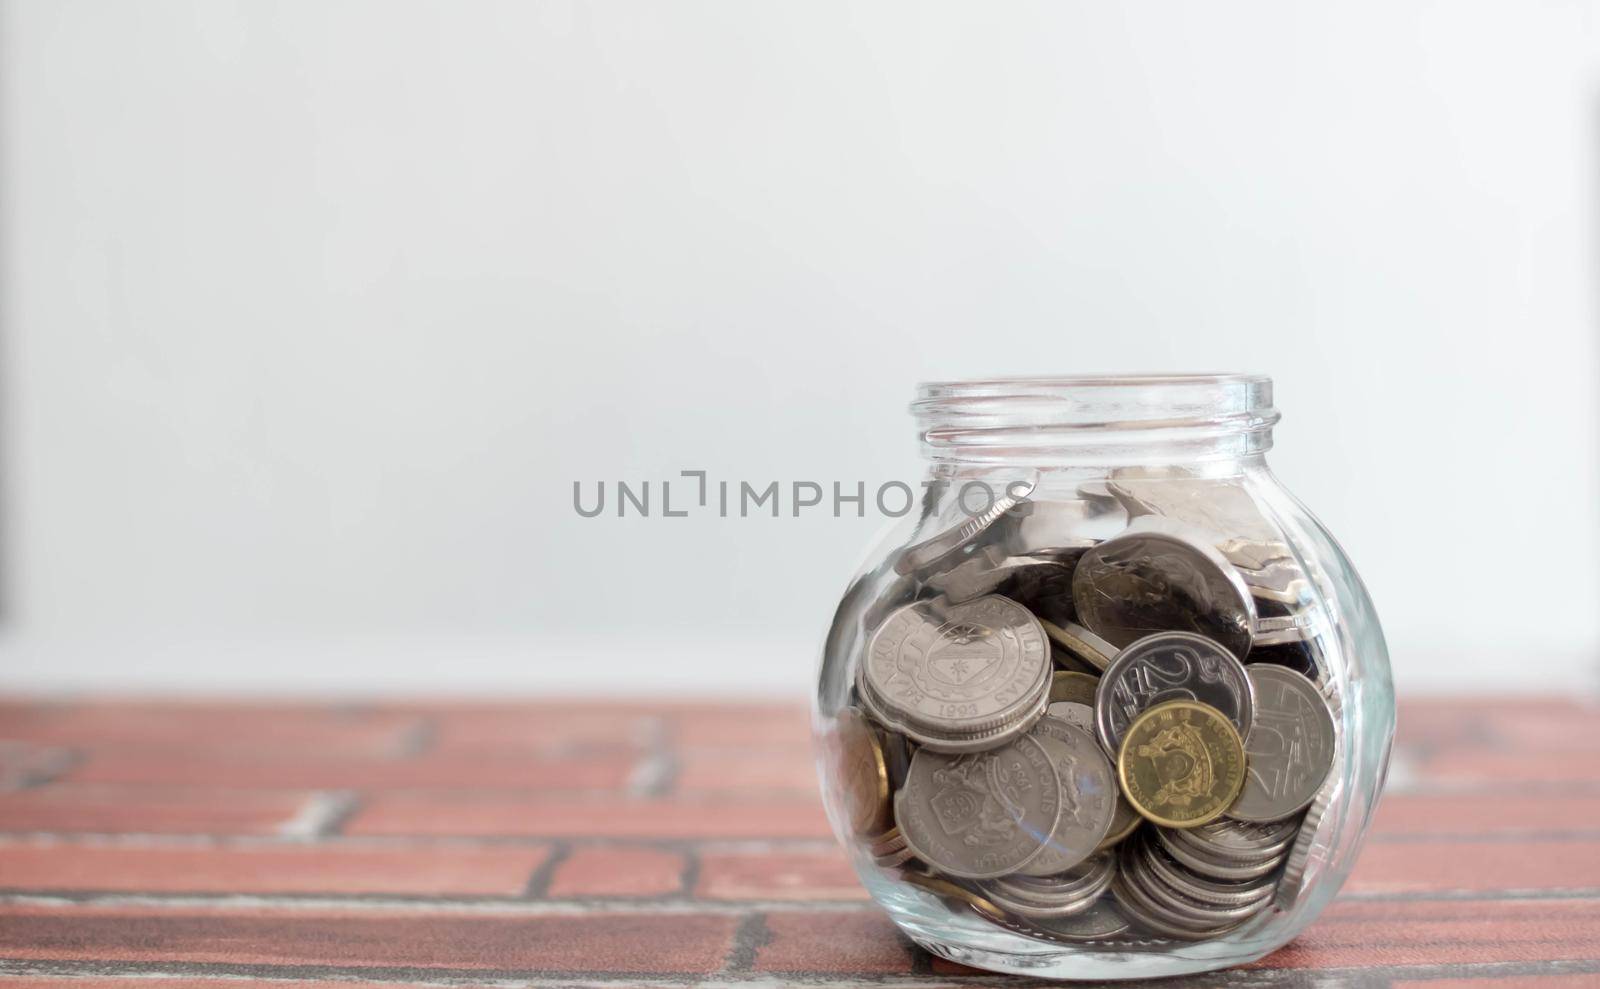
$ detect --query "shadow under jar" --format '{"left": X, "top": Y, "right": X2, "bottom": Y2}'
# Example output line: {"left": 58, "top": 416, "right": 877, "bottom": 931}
{"left": 814, "top": 375, "right": 1394, "bottom": 981}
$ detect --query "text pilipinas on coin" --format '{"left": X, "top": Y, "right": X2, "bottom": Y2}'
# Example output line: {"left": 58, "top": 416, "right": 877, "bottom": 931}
{"left": 860, "top": 595, "right": 1050, "bottom": 748}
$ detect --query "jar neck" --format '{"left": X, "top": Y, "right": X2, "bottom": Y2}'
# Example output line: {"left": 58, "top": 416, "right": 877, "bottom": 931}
{"left": 912, "top": 375, "right": 1278, "bottom": 469}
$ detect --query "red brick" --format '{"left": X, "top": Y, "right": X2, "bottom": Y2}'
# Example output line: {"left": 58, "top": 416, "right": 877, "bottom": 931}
{"left": 428, "top": 708, "right": 655, "bottom": 755}
{"left": 66, "top": 750, "right": 637, "bottom": 791}
{"left": 0, "top": 785, "right": 310, "bottom": 835}
{"left": 0, "top": 972, "right": 366, "bottom": 979}
{"left": 676, "top": 748, "right": 819, "bottom": 792}
{"left": 1255, "top": 898, "right": 1600, "bottom": 969}
{"left": 1417, "top": 750, "right": 1600, "bottom": 786}
{"left": 1396, "top": 698, "right": 1600, "bottom": 752}
{"left": 0, "top": 702, "right": 418, "bottom": 757}
{"left": 0, "top": 841, "right": 549, "bottom": 896}
{"left": 1395, "top": 972, "right": 1600, "bottom": 979}
{"left": 1346, "top": 839, "right": 1600, "bottom": 895}
{"left": 756, "top": 911, "right": 916, "bottom": 973}
{"left": 0, "top": 905, "right": 739, "bottom": 974}
{"left": 1489, "top": 713, "right": 1600, "bottom": 752}
{"left": 348, "top": 793, "right": 831, "bottom": 839}
{"left": 697, "top": 848, "right": 865, "bottom": 901}
{"left": 1374, "top": 793, "right": 1600, "bottom": 836}
{"left": 0, "top": 741, "right": 71, "bottom": 788}
{"left": 545, "top": 846, "right": 685, "bottom": 898}
{"left": 667, "top": 705, "right": 810, "bottom": 748}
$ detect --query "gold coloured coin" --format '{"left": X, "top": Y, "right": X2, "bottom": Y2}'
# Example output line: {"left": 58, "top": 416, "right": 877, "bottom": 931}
{"left": 1117, "top": 700, "right": 1245, "bottom": 829}
{"left": 1095, "top": 795, "right": 1142, "bottom": 851}
{"left": 835, "top": 708, "right": 891, "bottom": 837}
{"left": 903, "top": 871, "right": 1007, "bottom": 923}
{"left": 1049, "top": 671, "right": 1099, "bottom": 707}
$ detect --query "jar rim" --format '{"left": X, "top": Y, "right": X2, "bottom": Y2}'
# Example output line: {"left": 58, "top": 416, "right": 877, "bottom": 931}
{"left": 912, "top": 373, "right": 1279, "bottom": 465}
{"left": 916, "top": 373, "right": 1271, "bottom": 394}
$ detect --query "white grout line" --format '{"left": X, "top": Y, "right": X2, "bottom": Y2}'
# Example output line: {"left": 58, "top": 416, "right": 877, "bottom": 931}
{"left": 276, "top": 791, "right": 358, "bottom": 839}
{"left": 0, "top": 891, "right": 879, "bottom": 915}
{"left": 0, "top": 832, "right": 845, "bottom": 852}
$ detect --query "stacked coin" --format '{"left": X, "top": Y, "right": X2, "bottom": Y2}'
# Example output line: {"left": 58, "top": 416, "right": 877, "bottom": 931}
{"left": 830, "top": 479, "right": 1343, "bottom": 946}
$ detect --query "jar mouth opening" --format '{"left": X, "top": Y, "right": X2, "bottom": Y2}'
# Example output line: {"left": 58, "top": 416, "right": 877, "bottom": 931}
{"left": 916, "top": 372, "right": 1271, "bottom": 396}
{"left": 912, "top": 373, "right": 1279, "bottom": 465}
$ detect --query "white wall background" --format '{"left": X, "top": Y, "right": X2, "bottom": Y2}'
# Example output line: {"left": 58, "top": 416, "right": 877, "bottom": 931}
{"left": 0, "top": 0, "right": 1595, "bottom": 696}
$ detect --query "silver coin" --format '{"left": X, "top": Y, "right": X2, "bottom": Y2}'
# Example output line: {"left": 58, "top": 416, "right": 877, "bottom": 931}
{"left": 1110, "top": 868, "right": 1240, "bottom": 941}
{"left": 889, "top": 674, "right": 1051, "bottom": 755}
{"left": 1007, "top": 495, "right": 1124, "bottom": 555}
{"left": 981, "top": 854, "right": 1114, "bottom": 918}
{"left": 1155, "top": 827, "right": 1285, "bottom": 882}
{"left": 1014, "top": 717, "right": 1117, "bottom": 876}
{"left": 1075, "top": 480, "right": 1121, "bottom": 507}
{"left": 1072, "top": 517, "right": 1258, "bottom": 659}
{"left": 825, "top": 570, "right": 911, "bottom": 705}
{"left": 1227, "top": 665, "right": 1336, "bottom": 823}
{"left": 858, "top": 596, "right": 1051, "bottom": 750}
{"left": 1248, "top": 641, "right": 1327, "bottom": 689}
{"left": 859, "top": 573, "right": 918, "bottom": 632}
{"left": 894, "top": 735, "right": 1061, "bottom": 880}
{"left": 1094, "top": 631, "right": 1255, "bottom": 755}
{"left": 998, "top": 852, "right": 1114, "bottom": 900}
{"left": 1137, "top": 833, "right": 1275, "bottom": 909}
{"left": 1180, "top": 817, "right": 1300, "bottom": 859}
{"left": 1009, "top": 898, "right": 1132, "bottom": 943}
{"left": 1275, "top": 781, "right": 1334, "bottom": 908}
{"left": 995, "top": 552, "right": 1084, "bottom": 626}
{"left": 1253, "top": 612, "right": 1319, "bottom": 647}
{"left": 1239, "top": 557, "right": 1311, "bottom": 608}
{"left": 894, "top": 482, "right": 1034, "bottom": 576}
{"left": 931, "top": 550, "right": 1079, "bottom": 609}
{"left": 1123, "top": 842, "right": 1271, "bottom": 928}
{"left": 1041, "top": 620, "right": 1118, "bottom": 672}
{"left": 922, "top": 546, "right": 1013, "bottom": 604}
{"left": 1106, "top": 474, "right": 1292, "bottom": 573}
{"left": 1047, "top": 700, "right": 1096, "bottom": 734}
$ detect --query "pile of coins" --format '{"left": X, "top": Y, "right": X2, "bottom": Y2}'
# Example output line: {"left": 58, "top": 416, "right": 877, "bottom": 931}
{"left": 829, "top": 475, "right": 1341, "bottom": 945}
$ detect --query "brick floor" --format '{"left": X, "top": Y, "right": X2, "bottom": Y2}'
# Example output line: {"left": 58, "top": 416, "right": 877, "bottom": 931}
{"left": 545, "top": 846, "right": 686, "bottom": 898}
{"left": 0, "top": 785, "right": 312, "bottom": 835}
{"left": 0, "top": 841, "right": 551, "bottom": 896}
{"left": 0, "top": 695, "right": 1592, "bottom": 988}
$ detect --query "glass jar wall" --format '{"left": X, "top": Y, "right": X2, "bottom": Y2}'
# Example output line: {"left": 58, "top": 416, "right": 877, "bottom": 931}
{"left": 814, "top": 375, "right": 1394, "bottom": 981}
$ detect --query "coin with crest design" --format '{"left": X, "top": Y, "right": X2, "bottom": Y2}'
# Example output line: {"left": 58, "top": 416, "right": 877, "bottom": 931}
{"left": 1117, "top": 700, "right": 1246, "bottom": 829}
{"left": 895, "top": 735, "right": 1062, "bottom": 879}
{"left": 859, "top": 596, "right": 1050, "bottom": 751}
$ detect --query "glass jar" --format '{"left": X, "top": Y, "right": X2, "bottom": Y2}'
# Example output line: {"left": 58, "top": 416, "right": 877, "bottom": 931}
{"left": 814, "top": 375, "right": 1394, "bottom": 981}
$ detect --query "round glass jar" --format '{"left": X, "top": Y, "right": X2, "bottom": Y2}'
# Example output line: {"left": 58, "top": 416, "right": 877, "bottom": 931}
{"left": 814, "top": 375, "right": 1394, "bottom": 981}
